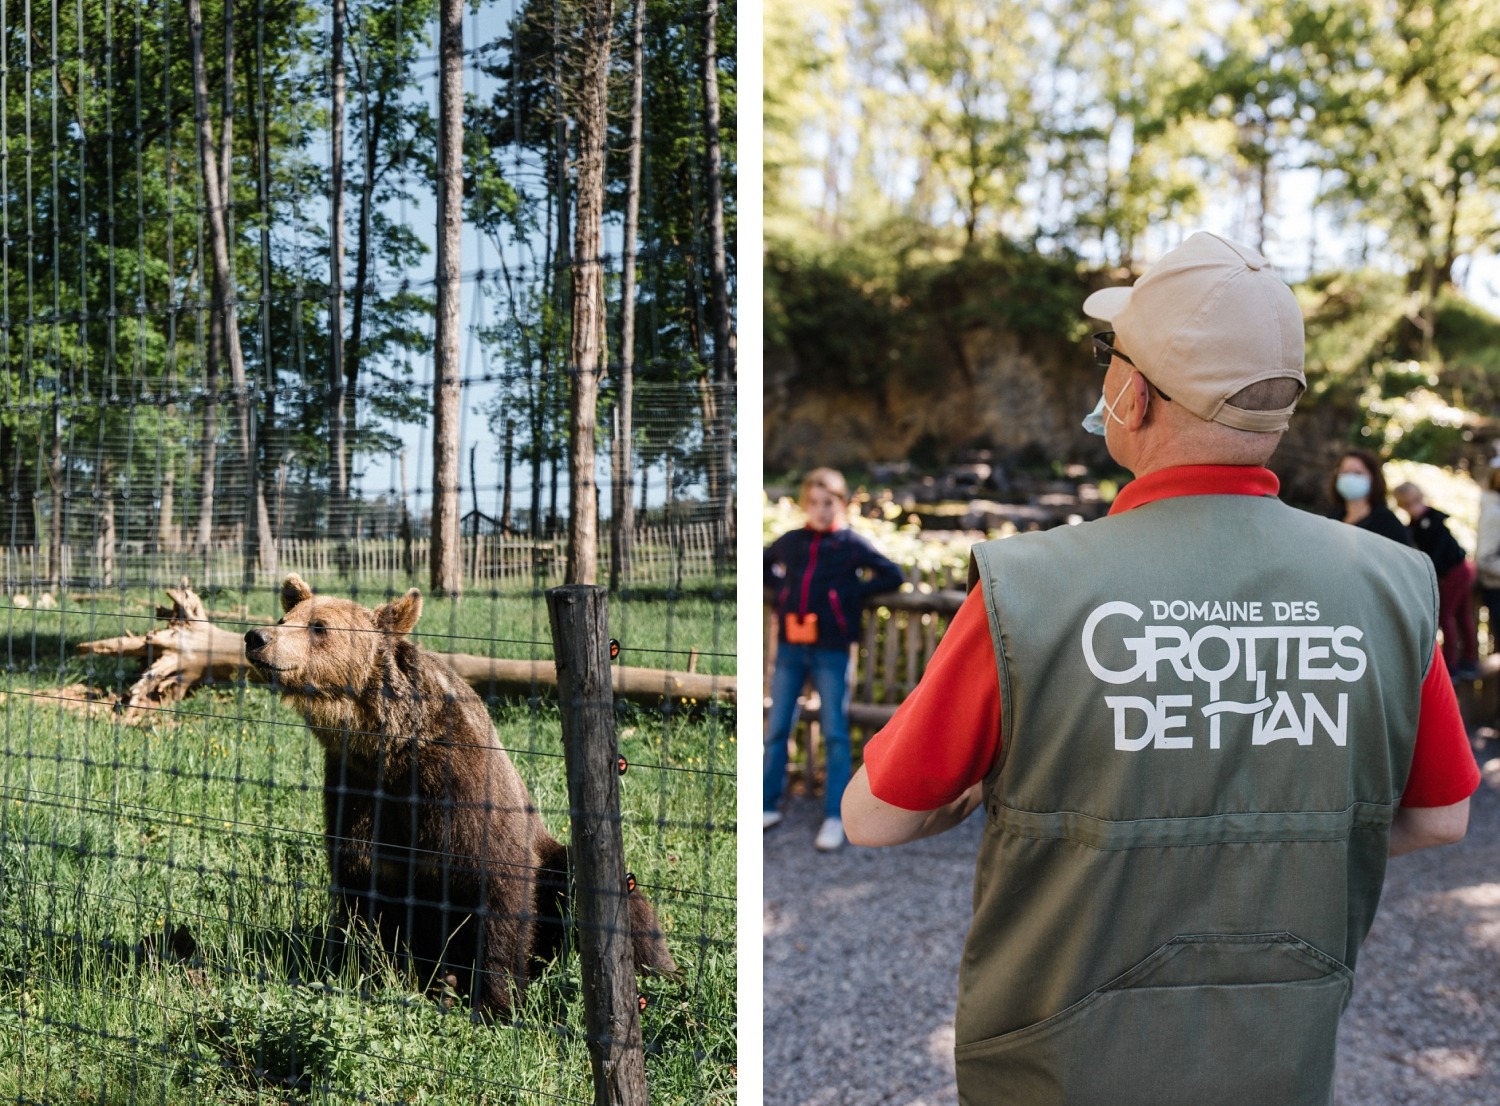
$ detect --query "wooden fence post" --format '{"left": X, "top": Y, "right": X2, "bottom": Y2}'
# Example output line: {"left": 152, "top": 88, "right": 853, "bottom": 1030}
{"left": 545, "top": 584, "right": 648, "bottom": 1106}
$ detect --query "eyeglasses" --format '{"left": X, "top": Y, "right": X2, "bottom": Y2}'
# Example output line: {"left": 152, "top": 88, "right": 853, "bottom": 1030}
{"left": 1092, "top": 331, "right": 1172, "bottom": 402}
{"left": 1092, "top": 331, "right": 1134, "bottom": 369}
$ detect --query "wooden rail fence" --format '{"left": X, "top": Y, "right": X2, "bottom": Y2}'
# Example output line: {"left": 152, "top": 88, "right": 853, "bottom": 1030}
{"left": 0, "top": 522, "right": 727, "bottom": 593}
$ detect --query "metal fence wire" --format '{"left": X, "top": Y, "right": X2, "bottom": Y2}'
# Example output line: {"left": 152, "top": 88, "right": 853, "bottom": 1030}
{"left": 0, "top": 0, "right": 737, "bottom": 1101}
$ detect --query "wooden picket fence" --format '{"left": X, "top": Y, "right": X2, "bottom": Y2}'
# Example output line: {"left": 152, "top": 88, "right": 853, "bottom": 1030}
{"left": 0, "top": 521, "right": 727, "bottom": 594}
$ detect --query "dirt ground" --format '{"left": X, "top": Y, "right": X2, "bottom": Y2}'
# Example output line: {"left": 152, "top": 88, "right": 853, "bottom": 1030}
{"left": 763, "top": 736, "right": 1500, "bottom": 1106}
{"left": 1332, "top": 734, "right": 1500, "bottom": 1105}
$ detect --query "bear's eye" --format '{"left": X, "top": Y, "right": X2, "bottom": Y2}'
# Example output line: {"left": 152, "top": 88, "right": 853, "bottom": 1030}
{"left": 309, "top": 621, "right": 328, "bottom": 638}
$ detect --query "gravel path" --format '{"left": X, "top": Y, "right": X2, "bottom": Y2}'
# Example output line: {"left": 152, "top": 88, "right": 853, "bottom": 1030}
{"left": 763, "top": 740, "right": 1500, "bottom": 1106}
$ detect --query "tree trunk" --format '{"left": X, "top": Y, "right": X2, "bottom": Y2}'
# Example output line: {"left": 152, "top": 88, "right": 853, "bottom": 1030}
{"left": 220, "top": 0, "right": 234, "bottom": 219}
{"left": 348, "top": 66, "right": 387, "bottom": 483}
{"left": 701, "top": 0, "right": 734, "bottom": 553}
{"left": 47, "top": 399, "right": 64, "bottom": 591}
{"left": 96, "top": 465, "right": 116, "bottom": 588}
{"left": 469, "top": 443, "right": 480, "bottom": 531}
{"left": 187, "top": 0, "right": 274, "bottom": 575}
{"left": 430, "top": 0, "right": 464, "bottom": 597}
{"left": 610, "top": 0, "right": 645, "bottom": 594}
{"left": 0, "top": 420, "right": 37, "bottom": 545}
{"left": 530, "top": 417, "right": 544, "bottom": 540}
{"left": 681, "top": 196, "right": 717, "bottom": 513}
{"left": 400, "top": 450, "right": 415, "bottom": 579}
{"left": 328, "top": 0, "right": 350, "bottom": 555}
{"left": 549, "top": 0, "right": 572, "bottom": 555}
{"left": 501, "top": 417, "right": 515, "bottom": 533}
{"left": 1433, "top": 171, "right": 1462, "bottom": 310}
{"left": 249, "top": 25, "right": 279, "bottom": 576}
{"left": 549, "top": 449, "right": 560, "bottom": 536}
{"left": 157, "top": 462, "right": 177, "bottom": 553}
{"left": 195, "top": 325, "right": 219, "bottom": 549}
{"left": 568, "top": 0, "right": 611, "bottom": 584}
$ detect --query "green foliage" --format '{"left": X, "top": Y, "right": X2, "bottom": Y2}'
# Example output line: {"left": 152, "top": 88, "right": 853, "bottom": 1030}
{"left": 766, "top": 0, "right": 1500, "bottom": 311}
{"left": 1298, "top": 272, "right": 1500, "bottom": 466}
{"left": 771, "top": 231, "right": 1500, "bottom": 473}
{"left": 766, "top": 233, "right": 1087, "bottom": 394}
{"left": 1299, "top": 270, "right": 1412, "bottom": 389}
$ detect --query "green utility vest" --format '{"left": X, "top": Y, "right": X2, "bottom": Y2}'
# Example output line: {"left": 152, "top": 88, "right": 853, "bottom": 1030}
{"left": 957, "top": 493, "right": 1437, "bottom": 1106}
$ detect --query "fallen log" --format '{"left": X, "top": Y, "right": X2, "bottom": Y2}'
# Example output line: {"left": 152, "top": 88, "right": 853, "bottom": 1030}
{"left": 438, "top": 652, "right": 734, "bottom": 707}
{"left": 76, "top": 580, "right": 735, "bottom": 723}
{"left": 75, "top": 581, "right": 248, "bottom": 723}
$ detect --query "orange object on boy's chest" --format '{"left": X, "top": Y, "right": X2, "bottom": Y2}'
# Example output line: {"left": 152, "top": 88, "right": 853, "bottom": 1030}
{"left": 784, "top": 613, "right": 819, "bottom": 643}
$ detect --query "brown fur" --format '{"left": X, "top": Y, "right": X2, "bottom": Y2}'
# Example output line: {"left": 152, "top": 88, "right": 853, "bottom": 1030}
{"left": 243, "top": 573, "right": 677, "bottom": 1016}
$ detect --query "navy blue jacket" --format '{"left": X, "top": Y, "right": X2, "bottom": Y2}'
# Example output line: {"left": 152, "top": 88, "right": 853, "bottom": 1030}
{"left": 1408, "top": 507, "right": 1467, "bottom": 577}
{"left": 764, "top": 525, "right": 904, "bottom": 648}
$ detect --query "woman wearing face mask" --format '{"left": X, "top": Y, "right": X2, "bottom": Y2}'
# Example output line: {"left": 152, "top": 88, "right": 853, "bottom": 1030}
{"left": 1328, "top": 448, "right": 1412, "bottom": 545}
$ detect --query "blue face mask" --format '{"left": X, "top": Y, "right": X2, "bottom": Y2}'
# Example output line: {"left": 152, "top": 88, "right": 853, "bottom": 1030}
{"left": 1335, "top": 472, "right": 1372, "bottom": 501}
{"left": 1082, "top": 379, "right": 1129, "bottom": 436}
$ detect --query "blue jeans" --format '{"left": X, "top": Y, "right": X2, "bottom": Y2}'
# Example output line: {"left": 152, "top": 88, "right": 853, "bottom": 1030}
{"left": 763, "top": 643, "right": 853, "bottom": 819}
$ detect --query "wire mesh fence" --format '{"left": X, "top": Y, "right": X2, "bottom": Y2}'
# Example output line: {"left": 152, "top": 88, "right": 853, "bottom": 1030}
{"left": 0, "top": 0, "right": 736, "bottom": 1101}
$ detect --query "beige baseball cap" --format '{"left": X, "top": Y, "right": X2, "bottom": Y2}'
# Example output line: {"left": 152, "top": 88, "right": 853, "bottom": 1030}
{"left": 1082, "top": 231, "right": 1306, "bottom": 433}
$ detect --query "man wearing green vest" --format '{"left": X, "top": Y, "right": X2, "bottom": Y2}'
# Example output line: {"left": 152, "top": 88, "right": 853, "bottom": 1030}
{"left": 843, "top": 231, "right": 1480, "bottom": 1106}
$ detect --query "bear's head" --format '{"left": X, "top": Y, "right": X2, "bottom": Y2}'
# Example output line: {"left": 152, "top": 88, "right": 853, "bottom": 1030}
{"left": 244, "top": 573, "right": 422, "bottom": 700}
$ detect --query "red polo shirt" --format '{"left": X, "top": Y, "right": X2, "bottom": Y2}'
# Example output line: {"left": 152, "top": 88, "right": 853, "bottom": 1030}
{"left": 863, "top": 465, "right": 1480, "bottom": 811}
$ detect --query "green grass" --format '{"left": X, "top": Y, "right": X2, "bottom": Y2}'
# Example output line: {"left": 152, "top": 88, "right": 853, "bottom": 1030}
{"left": 0, "top": 583, "right": 736, "bottom": 1104}
{"left": 2, "top": 572, "right": 734, "bottom": 681}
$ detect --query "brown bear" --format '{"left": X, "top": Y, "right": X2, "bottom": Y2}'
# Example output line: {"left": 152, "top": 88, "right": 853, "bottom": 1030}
{"left": 243, "top": 573, "right": 677, "bottom": 1017}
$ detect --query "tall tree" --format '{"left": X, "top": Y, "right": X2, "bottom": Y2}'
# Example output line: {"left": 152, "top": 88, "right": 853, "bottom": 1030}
{"left": 609, "top": 0, "right": 646, "bottom": 591}
{"left": 565, "top": 0, "right": 616, "bottom": 585}
{"left": 328, "top": 0, "right": 350, "bottom": 554}
{"left": 701, "top": 0, "right": 734, "bottom": 545}
{"left": 549, "top": 0, "right": 573, "bottom": 545}
{"left": 430, "top": 0, "right": 464, "bottom": 596}
{"left": 187, "top": 0, "right": 274, "bottom": 572}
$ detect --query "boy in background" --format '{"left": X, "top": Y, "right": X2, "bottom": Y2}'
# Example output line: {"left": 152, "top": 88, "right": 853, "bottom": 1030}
{"left": 763, "top": 468, "right": 903, "bottom": 851}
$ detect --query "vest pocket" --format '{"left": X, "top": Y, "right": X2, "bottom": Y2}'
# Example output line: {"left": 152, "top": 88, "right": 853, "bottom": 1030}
{"left": 954, "top": 933, "right": 1352, "bottom": 1106}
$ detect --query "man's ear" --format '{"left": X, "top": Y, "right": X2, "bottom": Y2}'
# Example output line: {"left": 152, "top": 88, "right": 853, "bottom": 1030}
{"left": 280, "top": 573, "right": 313, "bottom": 612}
{"left": 1125, "top": 371, "right": 1153, "bottom": 431}
{"left": 375, "top": 588, "right": 422, "bottom": 636}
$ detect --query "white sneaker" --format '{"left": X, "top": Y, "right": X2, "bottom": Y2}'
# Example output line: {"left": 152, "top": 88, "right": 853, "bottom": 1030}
{"left": 814, "top": 817, "right": 844, "bottom": 852}
{"left": 763, "top": 810, "right": 783, "bottom": 830}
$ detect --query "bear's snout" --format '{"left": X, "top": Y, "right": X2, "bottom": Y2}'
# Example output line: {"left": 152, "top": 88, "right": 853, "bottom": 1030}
{"left": 245, "top": 628, "right": 271, "bottom": 653}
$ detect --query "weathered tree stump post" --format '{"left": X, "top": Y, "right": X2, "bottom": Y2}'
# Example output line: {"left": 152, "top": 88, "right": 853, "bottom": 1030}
{"left": 545, "top": 584, "right": 648, "bottom": 1106}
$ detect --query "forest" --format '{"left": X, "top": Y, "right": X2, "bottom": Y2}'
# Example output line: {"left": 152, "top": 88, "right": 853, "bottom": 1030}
{"left": 764, "top": 0, "right": 1500, "bottom": 506}
{"left": 0, "top": 0, "right": 737, "bottom": 590}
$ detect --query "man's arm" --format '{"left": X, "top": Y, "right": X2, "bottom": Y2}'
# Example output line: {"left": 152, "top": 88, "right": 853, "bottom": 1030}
{"left": 1389, "top": 799, "right": 1469, "bottom": 857}
{"left": 843, "top": 591, "right": 1000, "bottom": 844}
{"left": 842, "top": 766, "right": 984, "bottom": 846}
{"left": 1390, "top": 645, "right": 1480, "bottom": 860}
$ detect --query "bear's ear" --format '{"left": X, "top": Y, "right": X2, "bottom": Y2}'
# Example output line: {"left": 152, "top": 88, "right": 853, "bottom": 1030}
{"left": 280, "top": 573, "right": 313, "bottom": 612}
{"left": 375, "top": 588, "right": 422, "bottom": 636}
